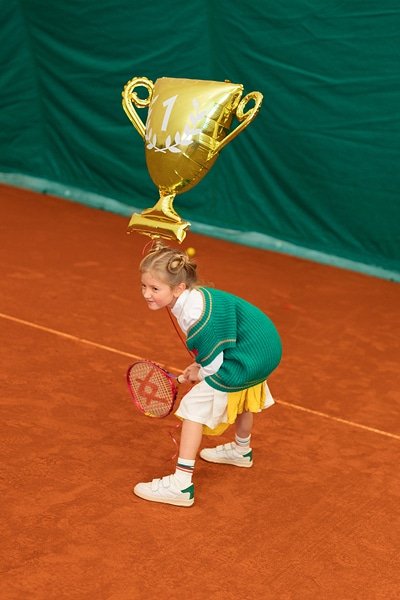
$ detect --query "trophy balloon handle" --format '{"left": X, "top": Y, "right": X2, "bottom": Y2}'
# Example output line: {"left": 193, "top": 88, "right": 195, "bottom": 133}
{"left": 122, "top": 77, "right": 154, "bottom": 139}
{"left": 215, "top": 91, "right": 263, "bottom": 155}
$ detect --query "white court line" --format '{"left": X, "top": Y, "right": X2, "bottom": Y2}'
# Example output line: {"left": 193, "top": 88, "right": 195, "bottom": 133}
{"left": 0, "top": 312, "right": 142, "bottom": 361}
{"left": 2, "top": 311, "right": 400, "bottom": 441}
{"left": 276, "top": 400, "right": 400, "bottom": 441}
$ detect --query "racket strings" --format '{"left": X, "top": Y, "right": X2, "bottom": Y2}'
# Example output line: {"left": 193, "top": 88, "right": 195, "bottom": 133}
{"left": 128, "top": 362, "right": 177, "bottom": 418}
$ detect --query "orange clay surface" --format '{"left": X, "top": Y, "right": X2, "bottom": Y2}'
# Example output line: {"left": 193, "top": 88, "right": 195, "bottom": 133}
{"left": 1, "top": 184, "right": 399, "bottom": 599}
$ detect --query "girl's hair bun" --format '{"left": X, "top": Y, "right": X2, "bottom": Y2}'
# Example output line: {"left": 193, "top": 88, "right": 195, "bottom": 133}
{"left": 140, "top": 241, "right": 198, "bottom": 289}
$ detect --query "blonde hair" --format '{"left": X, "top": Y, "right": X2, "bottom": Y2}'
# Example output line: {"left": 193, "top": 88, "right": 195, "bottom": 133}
{"left": 140, "top": 241, "right": 198, "bottom": 289}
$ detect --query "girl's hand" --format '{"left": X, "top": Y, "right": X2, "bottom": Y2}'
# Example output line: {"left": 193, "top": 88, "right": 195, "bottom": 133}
{"left": 182, "top": 362, "right": 201, "bottom": 383}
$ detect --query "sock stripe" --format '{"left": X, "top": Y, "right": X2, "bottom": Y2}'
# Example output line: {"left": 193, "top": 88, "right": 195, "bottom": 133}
{"left": 176, "top": 463, "right": 194, "bottom": 474}
{"left": 235, "top": 435, "right": 251, "bottom": 447}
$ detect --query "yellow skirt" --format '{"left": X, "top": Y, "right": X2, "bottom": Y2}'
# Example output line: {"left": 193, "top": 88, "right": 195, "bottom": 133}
{"left": 202, "top": 382, "right": 266, "bottom": 436}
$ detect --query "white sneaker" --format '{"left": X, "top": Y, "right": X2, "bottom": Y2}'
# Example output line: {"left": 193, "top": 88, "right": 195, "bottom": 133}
{"left": 133, "top": 475, "right": 194, "bottom": 507}
{"left": 200, "top": 442, "right": 253, "bottom": 468}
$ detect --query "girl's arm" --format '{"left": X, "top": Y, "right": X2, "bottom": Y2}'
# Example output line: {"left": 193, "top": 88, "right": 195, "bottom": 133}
{"left": 183, "top": 352, "right": 223, "bottom": 383}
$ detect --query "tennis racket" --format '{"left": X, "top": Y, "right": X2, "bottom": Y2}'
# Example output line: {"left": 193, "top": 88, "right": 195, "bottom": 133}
{"left": 126, "top": 360, "right": 184, "bottom": 418}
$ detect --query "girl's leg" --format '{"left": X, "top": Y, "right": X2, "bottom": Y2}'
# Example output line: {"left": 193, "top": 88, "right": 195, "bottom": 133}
{"left": 233, "top": 410, "right": 253, "bottom": 453}
{"left": 172, "top": 419, "right": 203, "bottom": 490}
{"left": 235, "top": 410, "right": 253, "bottom": 438}
{"left": 179, "top": 419, "right": 203, "bottom": 459}
{"left": 133, "top": 418, "right": 202, "bottom": 507}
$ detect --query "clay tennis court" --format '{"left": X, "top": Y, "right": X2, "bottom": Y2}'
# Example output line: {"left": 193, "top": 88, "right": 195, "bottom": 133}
{"left": 1, "top": 184, "right": 399, "bottom": 599}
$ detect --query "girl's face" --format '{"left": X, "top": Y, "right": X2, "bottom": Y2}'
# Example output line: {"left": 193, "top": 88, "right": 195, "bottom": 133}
{"left": 141, "top": 271, "right": 184, "bottom": 310}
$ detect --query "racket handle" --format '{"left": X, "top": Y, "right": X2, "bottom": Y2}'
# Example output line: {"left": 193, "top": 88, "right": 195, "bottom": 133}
{"left": 177, "top": 374, "right": 185, "bottom": 384}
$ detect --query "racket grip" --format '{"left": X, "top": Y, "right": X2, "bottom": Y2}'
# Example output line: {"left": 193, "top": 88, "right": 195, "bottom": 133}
{"left": 177, "top": 374, "right": 185, "bottom": 384}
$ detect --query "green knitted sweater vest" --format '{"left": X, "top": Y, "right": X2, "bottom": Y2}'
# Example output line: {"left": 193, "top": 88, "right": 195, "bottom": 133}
{"left": 185, "top": 287, "right": 282, "bottom": 392}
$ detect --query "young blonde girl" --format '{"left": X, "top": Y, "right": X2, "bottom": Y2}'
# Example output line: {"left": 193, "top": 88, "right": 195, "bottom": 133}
{"left": 134, "top": 241, "right": 282, "bottom": 507}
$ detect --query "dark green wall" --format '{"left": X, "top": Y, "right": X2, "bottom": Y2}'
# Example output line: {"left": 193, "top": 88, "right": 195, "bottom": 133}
{"left": 1, "top": 1, "right": 399, "bottom": 277}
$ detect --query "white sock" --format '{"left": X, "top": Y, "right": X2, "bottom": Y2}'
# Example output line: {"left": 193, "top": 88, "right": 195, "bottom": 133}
{"left": 234, "top": 434, "right": 251, "bottom": 455}
{"left": 174, "top": 457, "right": 195, "bottom": 489}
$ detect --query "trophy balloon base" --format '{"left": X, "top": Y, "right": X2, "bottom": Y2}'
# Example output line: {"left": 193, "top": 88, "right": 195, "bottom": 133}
{"left": 127, "top": 192, "right": 190, "bottom": 242}
{"left": 127, "top": 212, "right": 190, "bottom": 243}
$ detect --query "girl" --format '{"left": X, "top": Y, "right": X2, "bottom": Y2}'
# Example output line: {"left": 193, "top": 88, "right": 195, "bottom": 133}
{"left": 134, "top": 241, "right": 282, "bottom": 507}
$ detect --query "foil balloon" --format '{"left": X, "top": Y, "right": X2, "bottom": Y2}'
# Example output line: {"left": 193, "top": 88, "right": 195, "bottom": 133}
{"left": 122, "top": 76, "right": 263, "bottom": 242}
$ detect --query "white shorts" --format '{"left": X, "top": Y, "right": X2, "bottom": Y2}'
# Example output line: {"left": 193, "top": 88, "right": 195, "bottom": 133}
{"left": 175, "top": 379, "right": 275, "bottom": 431}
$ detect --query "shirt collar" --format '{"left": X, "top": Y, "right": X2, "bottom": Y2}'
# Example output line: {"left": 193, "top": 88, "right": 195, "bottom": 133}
{"left": 171, "top": 288, "right": 190, "bottom": 317}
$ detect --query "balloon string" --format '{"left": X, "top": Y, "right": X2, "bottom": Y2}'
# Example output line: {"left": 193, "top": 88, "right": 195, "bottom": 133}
{"left": 168, "top": 422, "right": 181, "bottom": 461}
{"left": 165, "top": 307, "right": 195, "bottom": 360}
{"left": 142, "top": 239, "right": 155, "bottom": 256}
{"left": 164, "top": 305, "right": 196, "bottom": 461}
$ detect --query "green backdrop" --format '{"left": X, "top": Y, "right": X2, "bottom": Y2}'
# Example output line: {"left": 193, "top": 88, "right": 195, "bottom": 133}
{"left": 1, "top": 1, "right": 399, "bottom": 279}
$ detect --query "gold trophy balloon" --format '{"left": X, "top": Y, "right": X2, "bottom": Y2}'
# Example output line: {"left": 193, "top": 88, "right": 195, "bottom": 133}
{"left": 122, "top": 76, "right": 263, "bottom": 242}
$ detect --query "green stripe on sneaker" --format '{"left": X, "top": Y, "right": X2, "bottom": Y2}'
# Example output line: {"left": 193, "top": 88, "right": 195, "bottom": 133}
{"left": 181, "top": 484, "right": 195, "bottom": 499}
